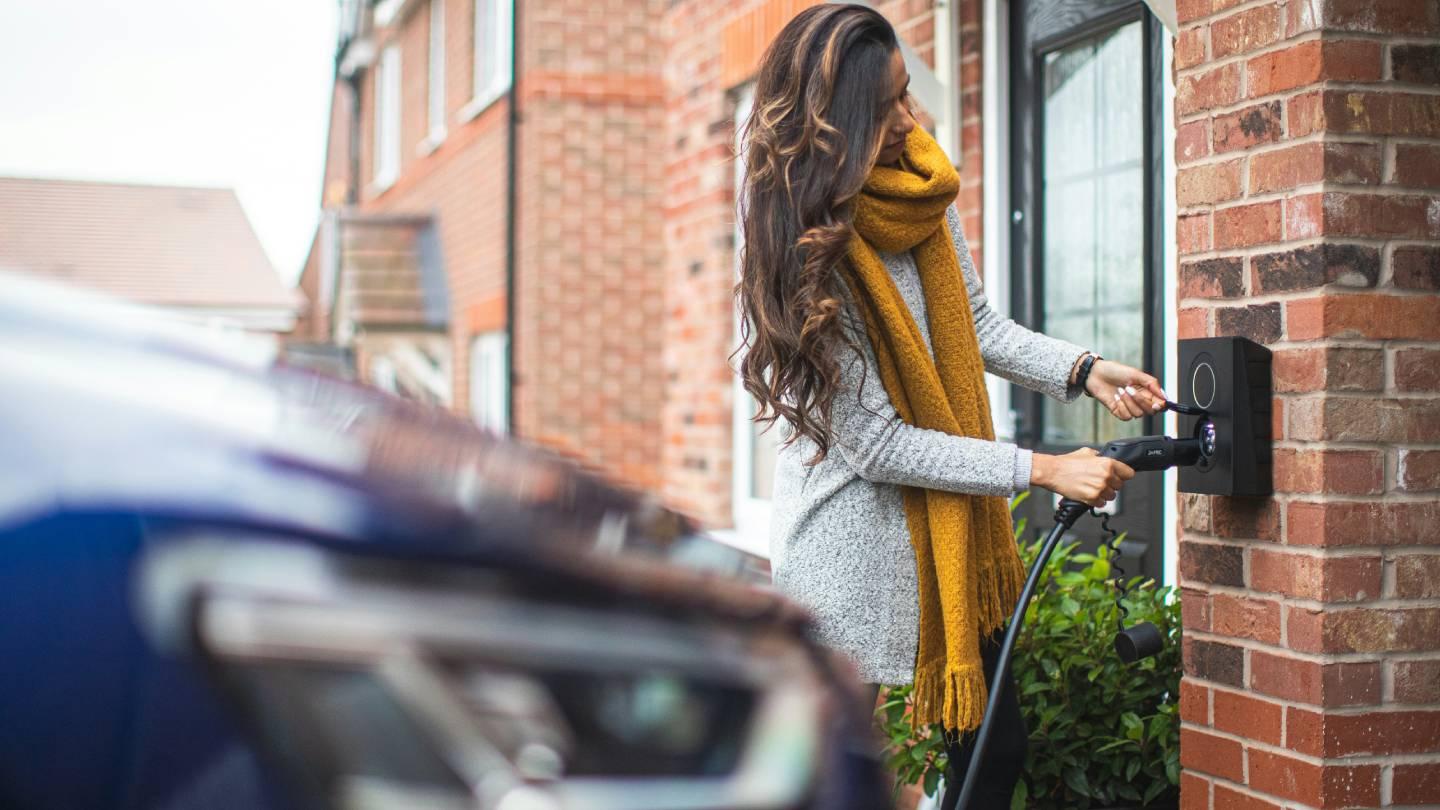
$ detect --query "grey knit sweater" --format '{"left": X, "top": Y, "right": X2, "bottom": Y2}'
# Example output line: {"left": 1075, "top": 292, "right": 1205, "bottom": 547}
{"left": 768, "top": 205, "right": 1088, "bottom": 685}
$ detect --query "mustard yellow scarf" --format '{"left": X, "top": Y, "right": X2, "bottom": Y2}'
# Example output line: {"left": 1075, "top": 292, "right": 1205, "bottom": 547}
{"left": 843, "top": 126, "right": 1026, "bottom": 732}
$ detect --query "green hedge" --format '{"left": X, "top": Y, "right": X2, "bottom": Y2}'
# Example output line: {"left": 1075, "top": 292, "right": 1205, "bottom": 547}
{"left": 878, "top": 495, "right": 1182, "bottom": 809}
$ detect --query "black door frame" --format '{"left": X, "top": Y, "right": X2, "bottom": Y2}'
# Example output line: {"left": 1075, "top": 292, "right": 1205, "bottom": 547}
{"left": 1008, "top": 0, "right": 1168, "bottom": 581}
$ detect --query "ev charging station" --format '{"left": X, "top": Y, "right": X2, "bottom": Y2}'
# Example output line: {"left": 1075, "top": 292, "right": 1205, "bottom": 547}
{"left": 955, "top": 336, "right": 1273, "bottom": 810}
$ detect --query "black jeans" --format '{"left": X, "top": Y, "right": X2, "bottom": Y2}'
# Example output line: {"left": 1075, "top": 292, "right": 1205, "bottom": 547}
{"left": 938, "top": 627, "right": 1029, "bottom": 810}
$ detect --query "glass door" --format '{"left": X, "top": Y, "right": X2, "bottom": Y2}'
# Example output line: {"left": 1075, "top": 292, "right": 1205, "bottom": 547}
{"left": 1010, "top": 0, "right": 1166, "bottom": 582}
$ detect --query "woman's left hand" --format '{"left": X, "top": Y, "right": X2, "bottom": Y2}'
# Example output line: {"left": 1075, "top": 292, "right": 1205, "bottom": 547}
{"left": 1086, "top": 359, "right": 1166, "bottom": 420}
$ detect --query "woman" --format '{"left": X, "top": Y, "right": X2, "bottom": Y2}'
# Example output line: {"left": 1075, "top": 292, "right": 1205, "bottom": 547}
{"left": 734, "top": 5, "right": 1166, "bottom": 808}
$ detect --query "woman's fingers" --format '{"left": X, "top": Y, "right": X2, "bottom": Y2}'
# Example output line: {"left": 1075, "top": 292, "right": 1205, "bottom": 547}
{"left": 1110, "top": 387, "right": 1146, "bottom": 419}
{"left": 1128, "top": 372, "right": 1167, "bottom": 412}
{"left": 1094, "top": 361, "right": 1169, "bottom": 418}
{"left": 1106, "top": 390, "right": 1128, "bottom": 420}
{"left": 1137, "top": 374, "right": 1167, "bottom": 404}
{"left": 1052, "top": 448, "right": 1134, "bottom": 506}
{"left": 1121, "top": 387, "right": 1147, "bottom": 418}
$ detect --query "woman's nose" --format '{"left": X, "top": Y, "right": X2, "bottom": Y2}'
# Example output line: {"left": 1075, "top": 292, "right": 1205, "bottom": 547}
{"left": 893, "top": 110, "right": 915, "bottom": 137}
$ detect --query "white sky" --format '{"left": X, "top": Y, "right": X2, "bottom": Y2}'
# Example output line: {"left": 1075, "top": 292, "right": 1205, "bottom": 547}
{"left": 0, "top": 1, "right": 338, "bottom": 284}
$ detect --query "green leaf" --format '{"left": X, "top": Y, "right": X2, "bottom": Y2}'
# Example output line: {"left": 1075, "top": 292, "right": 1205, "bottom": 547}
{"left": 1148, "top": 712, "right": 1171, "bottom": 742}
{"left": 1063, "top": 767, "right": 1091, "bottom": 798}
{"left": 1010, "top": 778, "right": 1029, "bottom": 810}
{"left": 1122, "top": 712, "right": 1144, "bottom": 741}
{"left": 923, "top": 766, "right": 941, "bottom": 797}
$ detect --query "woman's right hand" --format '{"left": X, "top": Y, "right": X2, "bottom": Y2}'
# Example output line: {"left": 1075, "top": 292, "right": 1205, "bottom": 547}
{"left": 1030, "top": 448, "right": 1135, "bottom": 508}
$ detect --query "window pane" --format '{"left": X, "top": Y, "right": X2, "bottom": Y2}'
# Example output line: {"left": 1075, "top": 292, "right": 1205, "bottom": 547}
{"left": 474, "top": 0, "right": 491, "bottom": 96}
{"left": 1040, "top": 21, "right": 1144, "bottom": 446}
{"left": 428, "top": 0, "right": 445, "bottom": 135}
{"left": 473, "top": 0, "right": 510, "bottom": 100}
{"left": 469, "top": 332, "right": 507, "bottom": 433}
{"left": 375, "top": 45, "right": 401, "bottom": 185}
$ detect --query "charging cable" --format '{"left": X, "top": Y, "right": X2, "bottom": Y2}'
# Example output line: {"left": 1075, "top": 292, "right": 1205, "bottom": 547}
{"left": 951, "top": 405, "right": 1212, "bottom": 810}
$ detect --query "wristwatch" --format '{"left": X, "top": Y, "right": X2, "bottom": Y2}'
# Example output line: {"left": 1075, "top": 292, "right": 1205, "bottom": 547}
{"left": 1075, "top": 353, "right": 1101, "bottom": 397}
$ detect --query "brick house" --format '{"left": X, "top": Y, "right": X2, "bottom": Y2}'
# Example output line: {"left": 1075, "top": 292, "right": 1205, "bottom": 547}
{"left": 296, "top": 0, "right": 667, "bottom": 482}
{"left": 303, "top": 0, "right": 1439, "bottom": 805}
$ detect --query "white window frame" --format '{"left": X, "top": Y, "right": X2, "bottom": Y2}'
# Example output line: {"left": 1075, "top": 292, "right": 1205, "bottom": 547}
{"left": 1160, "top": 30, "right": 1179, "bottom": 590}
{"left": 459, "top": 0, "right": 512, "bottom": 121}
{"left": 339, "top": 0, "right": 363, "bottom": 41}
{"left": 371, "top": 355, "right": 399, "bottom": 394}
{"left": 373, "top": 44, "right": 402, "bottom": 191}
{"left": 469, "top": 331, "right": 509, "bottom": 434}
{"left": 982, "top": 0, "right": 1014, "bottom": 442}
{"left": 725, "top": 85, "right": 774, "bottom": 559}
{"left": 374, "top": 0, "right": 406, "bottom": 26}
{"left": 425, "top": 0, "right": 447, "bottom": 149}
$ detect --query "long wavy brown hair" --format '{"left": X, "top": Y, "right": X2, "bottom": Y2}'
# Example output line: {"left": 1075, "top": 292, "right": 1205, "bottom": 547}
{"left": 735, "top": 4, "right": 901, "bottom": 462}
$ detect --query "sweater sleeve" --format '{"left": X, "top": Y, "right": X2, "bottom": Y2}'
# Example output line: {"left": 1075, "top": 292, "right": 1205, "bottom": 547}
{"left": 829, "top": 306, "right": 1033, "bottom": 496}
{"left": 945, "top": 205, "right": 1089, "bottom": 403}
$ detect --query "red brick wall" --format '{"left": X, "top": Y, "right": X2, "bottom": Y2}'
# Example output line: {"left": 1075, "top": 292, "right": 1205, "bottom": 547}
{"left": 953, "top": 0, "right": 985, "bottom": 273}
{"left": 659, "top": 0, "right": 970, "bottom": 527}
{"left": 659, "top": 0, "right": 746, "bottom": 524}
{"left": 1173, "top": 0, "right": 1440, "bottom": 807}
{"left": 512, "top": 0, "right": 669, "bottom": 490}
{"left": 399, "top": 9, "right": 429, "bottom": 166}
{"left": 333, "top": 0, "right": 669, "bottom": 491}
{"left": 321, "top": 82, "right": 354, "bottom": 210}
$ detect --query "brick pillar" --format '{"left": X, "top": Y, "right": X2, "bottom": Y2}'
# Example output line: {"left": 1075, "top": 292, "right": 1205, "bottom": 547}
{"left": 1173, "top": 1, "right": 1440, "bottom": 807}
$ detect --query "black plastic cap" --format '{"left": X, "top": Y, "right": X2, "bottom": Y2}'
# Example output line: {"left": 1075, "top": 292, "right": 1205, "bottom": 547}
{"left": 1115, "top": 622, "right": 1164, "bottom": 663}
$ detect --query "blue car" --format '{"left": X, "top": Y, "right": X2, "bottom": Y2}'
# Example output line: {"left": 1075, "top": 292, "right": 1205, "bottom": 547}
{"left": 0, "top": 277, "right": 887, "bottom": 810}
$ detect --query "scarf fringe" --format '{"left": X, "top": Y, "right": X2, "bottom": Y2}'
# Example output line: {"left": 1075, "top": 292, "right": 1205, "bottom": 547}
{"left": 911, "top": 660, "right": 988, "bottom": 733}
{"left": 977, "top": 541, "right": 1028, "bottom": 637}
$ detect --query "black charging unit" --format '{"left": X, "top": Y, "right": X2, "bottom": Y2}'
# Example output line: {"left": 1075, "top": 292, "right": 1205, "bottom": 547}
{"left": 952, "top": 337, "right": 1271, "bottom": 810}
{"left": 1178, "top": 336, "right": 1274, "bottom": 496}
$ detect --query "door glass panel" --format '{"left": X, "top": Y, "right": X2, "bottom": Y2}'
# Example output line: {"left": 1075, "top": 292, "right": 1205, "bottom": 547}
{"left": 1040, "top": 20, "right": 1145, "bottom": 446}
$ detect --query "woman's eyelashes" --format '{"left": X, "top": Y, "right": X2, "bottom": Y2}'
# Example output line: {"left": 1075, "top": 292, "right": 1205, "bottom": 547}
{"left": 887, "top": 91, "right": 915, "bottom": 121}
